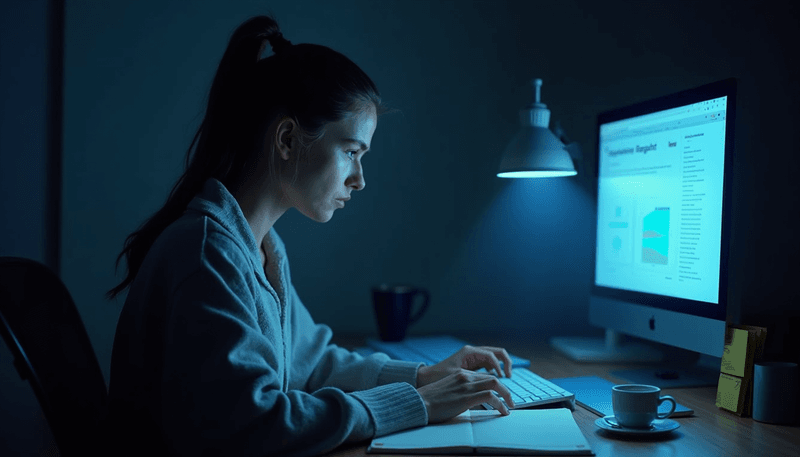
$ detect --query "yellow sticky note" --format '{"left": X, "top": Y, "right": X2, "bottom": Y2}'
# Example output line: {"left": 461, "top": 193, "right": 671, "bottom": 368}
{"left": 720, "top": 327, "right": 748, "bottom": 377}
{"left": 716, "top": 373, "right": 742, "bottom": 411}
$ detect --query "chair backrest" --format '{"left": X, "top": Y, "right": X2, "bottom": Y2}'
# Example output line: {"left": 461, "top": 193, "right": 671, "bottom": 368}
{"left": 0, "top": 257, "right": 109, "bottom": 456}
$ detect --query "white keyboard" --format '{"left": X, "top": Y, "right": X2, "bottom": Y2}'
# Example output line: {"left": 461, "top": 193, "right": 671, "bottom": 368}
{"left": 483, "top": 367, "right": 575, "bottom": 410}
{"left": 359, "top": 335, "right": 573, "bottom": 410}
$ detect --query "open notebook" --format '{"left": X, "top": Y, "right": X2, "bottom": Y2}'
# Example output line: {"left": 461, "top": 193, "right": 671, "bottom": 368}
{"left": 367, "top": 408, "right": 593, "bottom": 455}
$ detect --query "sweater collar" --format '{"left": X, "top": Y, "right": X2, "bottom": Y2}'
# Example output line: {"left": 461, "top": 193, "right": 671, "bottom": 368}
{"left": 186, "top": 178, "right": 288, "bottom": 297}
{"left": 187, "top": 178, "right": 261, "bottom": 270}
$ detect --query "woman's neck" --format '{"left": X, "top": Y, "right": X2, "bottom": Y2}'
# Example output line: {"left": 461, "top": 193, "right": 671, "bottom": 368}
{"left": 259, "top": 243, "right": 268, "bottom": 267}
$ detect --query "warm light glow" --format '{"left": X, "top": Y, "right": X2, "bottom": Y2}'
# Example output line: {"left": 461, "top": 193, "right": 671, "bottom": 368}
{"left": 497, "top": 170, "right": 578, "bottom": 178}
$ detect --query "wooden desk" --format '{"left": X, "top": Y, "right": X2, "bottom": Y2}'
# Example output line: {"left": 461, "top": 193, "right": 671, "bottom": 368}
{"left": 326, "top": 334, "right": 800, "bottom": 457}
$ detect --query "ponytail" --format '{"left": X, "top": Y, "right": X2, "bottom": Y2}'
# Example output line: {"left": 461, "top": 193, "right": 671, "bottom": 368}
{"left": 107, "top": 15, "right": 387, "bottom": 299}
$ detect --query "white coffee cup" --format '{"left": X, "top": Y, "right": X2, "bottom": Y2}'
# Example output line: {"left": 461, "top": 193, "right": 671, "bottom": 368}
{"left": 612, "top": 384, "right": 677, "bottom": 429}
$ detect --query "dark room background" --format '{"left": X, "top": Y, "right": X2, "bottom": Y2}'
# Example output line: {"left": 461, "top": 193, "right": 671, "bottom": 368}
{"left": 2, "top": 0, "right": 798, "bottom": 454}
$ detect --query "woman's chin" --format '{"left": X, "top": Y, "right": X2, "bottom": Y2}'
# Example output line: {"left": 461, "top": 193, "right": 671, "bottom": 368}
{"left": 302, "top": 208, "right": 335, "bottom": 223}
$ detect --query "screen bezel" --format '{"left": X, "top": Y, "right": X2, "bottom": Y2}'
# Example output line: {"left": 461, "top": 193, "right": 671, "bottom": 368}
{"left": 591, "top": 78, "right": 737, "bottom": 322}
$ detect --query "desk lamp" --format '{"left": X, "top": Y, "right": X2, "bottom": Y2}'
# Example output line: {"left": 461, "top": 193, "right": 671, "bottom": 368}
{"left": 497, "top": 79, "right": 578, "bottom": 178}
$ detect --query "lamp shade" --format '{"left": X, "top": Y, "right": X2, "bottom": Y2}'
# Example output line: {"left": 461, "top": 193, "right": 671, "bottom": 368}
{"left": 497, "top": 79, "right": 577, "bottom": 178}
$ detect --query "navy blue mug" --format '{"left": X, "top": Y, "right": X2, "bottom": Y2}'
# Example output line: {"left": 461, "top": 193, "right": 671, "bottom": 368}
{"left": 372, "top": 284, "right": 430, "bottom": 342}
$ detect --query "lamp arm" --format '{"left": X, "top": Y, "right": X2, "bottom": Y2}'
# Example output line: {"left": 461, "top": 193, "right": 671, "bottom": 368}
{"left": 553, "top": 121, "right": 582, "bottom": 162}
{"left": 552, "top": 121, "right": 570, "bottom": 144}
{"left": 565, "top": 142, "right": 582, "bottom": 161}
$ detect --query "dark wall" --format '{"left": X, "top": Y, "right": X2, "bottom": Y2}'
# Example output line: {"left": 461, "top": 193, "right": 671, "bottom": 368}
{"left": 0, "top": 3, "right": 52, "bottom": 263}
{"left": 0, "top": 1, "right": 63, "bottom": 455}
{"left": 61, "top": 0, "right": 798, "bottom": 370}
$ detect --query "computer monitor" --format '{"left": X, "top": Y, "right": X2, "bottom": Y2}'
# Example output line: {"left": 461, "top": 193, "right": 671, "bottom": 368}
{"left": 552, "top": 78, "right": 736, "bottom": 385}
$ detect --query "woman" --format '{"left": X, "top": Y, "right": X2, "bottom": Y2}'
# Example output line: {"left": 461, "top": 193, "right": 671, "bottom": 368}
{"left": 107, "top": 14, "right": 515, "bottom": 456}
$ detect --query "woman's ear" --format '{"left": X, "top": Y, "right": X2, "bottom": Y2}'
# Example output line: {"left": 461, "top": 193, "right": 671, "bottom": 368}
{"left": 274, "top": 117, "right": 296, "bottom": 161}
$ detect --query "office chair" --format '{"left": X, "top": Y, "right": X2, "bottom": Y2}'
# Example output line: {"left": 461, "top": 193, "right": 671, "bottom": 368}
{"left": 0, "top": 257, "right": 109, "bottom": 456}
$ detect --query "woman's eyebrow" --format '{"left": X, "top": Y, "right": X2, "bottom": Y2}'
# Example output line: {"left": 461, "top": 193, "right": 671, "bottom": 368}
{"left": 341, "top": 138, "right": 369, "bottom": 151}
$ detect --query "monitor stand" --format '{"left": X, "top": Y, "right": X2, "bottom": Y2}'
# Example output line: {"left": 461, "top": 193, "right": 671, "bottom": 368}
{"left": 550, "top": 329, "right": 720, "bottom": 388}
{"left": 550, "top": 329, "right": 664, "bottom": 363}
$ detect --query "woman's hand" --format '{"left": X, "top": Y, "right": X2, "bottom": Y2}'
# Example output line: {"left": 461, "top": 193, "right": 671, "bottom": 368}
{"left": 417, "top": 345, "right": 514, "bottom": 387}
{"left": 416, "top": 369, "right": 515, "bottom": 423}
{"left": 414, "top": 345, "right": 516, "bottom": 423}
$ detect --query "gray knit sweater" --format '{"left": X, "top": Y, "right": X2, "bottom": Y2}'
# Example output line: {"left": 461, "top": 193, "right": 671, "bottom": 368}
{"left": 108, "top": 178, "right": 428, "bottom": 456}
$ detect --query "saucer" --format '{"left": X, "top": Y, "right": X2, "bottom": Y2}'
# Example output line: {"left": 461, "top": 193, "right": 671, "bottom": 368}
{"left": 595, "top": 415, "right": 680, "bottom": 435}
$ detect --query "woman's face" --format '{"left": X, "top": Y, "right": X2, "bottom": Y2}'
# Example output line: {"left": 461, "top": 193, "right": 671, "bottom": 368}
{"left": 282, "top": 105, "right": 377, "bottom": 222}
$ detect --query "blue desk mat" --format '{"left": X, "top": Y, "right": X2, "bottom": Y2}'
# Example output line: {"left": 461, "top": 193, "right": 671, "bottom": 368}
{"left": 549, "top": 375, "right": 694, "bottom": 418}
{"left": 356, "top": 335, "right": 531, "bottom": 368}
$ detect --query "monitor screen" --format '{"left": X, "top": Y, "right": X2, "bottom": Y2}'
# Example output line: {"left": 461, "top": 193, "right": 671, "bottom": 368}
{"left": 589, "top": 78, "right": 736, "bottom": 358}
{"left": 595, "top": 89, "right": 730, "bottom": 312}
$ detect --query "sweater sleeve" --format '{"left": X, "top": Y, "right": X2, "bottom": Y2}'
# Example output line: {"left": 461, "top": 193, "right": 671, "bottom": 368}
{"left": 159, "top": 233, "right": 426, "bottom": 457}
{"left": 286, "top": 285, "right": 428, "bottom": 437}
{"left": 288, "top": 284, "right": 423, "bottom": 391}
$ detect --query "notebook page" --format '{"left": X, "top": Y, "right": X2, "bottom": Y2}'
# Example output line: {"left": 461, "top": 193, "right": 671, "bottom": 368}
{"left": 470, "top": 409, "right": 593, "bottom": 454}
{"left": 368, "top": 410, "right": 475, "bottom": 452}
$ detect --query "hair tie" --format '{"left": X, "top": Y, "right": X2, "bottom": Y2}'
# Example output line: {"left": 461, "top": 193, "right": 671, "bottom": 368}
{"left": 269, "top": 32, "right": 292, "bottom": 54}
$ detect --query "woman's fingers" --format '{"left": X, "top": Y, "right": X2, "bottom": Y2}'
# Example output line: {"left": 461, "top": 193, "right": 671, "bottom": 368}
{"left": 417, "top": 370, "right": 515, "bottom": 423}
{"left": 473, "top": 374, "right": 515, "bottom": 409}
{"left": 464, "top": 346, "right": 513, "bottom": 378}
{"left": 459, "top": 372, "right": 514, "bottom": 413}
{"left": 479, "top": 350, "right": 503, "bottom": 377}
{"left": 485, "top": 346, "right": 513, "bottom": 377}
{"left": 476, "top": 389, "right": 510, "bottom": 415}
{"left": 461, "top": 347, "right": 501, "bottom": 376}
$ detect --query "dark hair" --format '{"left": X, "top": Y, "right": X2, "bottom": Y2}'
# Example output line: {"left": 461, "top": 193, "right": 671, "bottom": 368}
{"left": 107, "top": 15, "right": 388, "bottom": 299}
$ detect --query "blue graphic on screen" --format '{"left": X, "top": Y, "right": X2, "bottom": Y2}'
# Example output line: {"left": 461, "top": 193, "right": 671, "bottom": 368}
{"left": 642, "top": 207, "right": 669, "bottom": 265}
{"left": 611, "top": 235, "right": 622, "bottom": 257}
